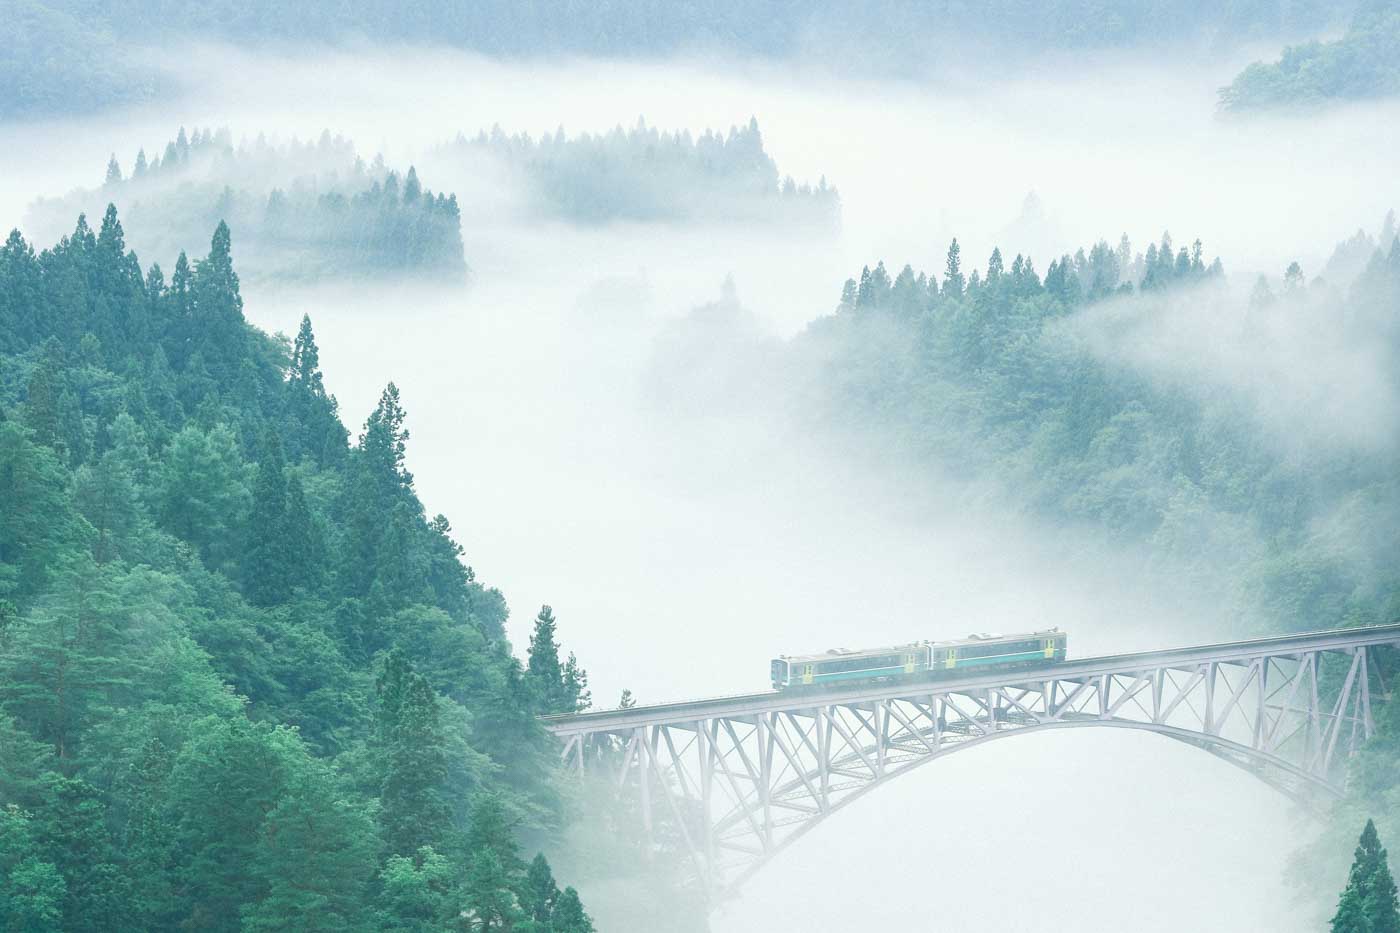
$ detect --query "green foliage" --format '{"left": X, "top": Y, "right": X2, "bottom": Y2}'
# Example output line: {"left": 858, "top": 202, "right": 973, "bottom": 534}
{"left": 462, "top": 848, "right": 523, "bottom": 931}
{"left": 0, "top": 209, "right": 592, "bottom": 929}
{"left": 552, "top": 887, "right": 596, "bottom": 933}
{"left": 376, "top": 651, "right": 453, "bottom": 858}
{"left": 527, "top": 605, "right": 591, "bottom": 715}
{"left": 1223, "top": 6, "right": 1400, "bottom": 110}
{"left": 790, "top": 227, "right": 1400, "bottom": 922}
{"left": 447, "top": 118, "right": 839, "bottom": 226}
{"left": 521, "top": 853, "right": 560, "bottom": 925}
{"left": 1332, "top": 820, "right": 1400, "bottom": 933}
{"left": 0, "top": 805, "right": 65, "bottom": 932}
{"left": 377, "top": 847, "right": 456, "bottom": 932}
{"left": 28, "top": 130, "right": 467, "bottom": 283}
{"left": 794, "top": 228, "right": 1400, "bottom": 638}
{"left": 239, "top": 762, "right": 378, "bottom": 933}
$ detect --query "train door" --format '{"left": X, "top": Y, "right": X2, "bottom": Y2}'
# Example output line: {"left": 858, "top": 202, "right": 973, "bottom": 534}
{"left": 904, "top": 652, "right": 917, "bottom": 674}
{"left": 803, "top": 665, "right": 814, "bottom": 685}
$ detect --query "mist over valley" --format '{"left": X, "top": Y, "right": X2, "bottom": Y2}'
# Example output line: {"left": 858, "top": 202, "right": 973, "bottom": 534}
{"left": 4, "top": 5, "right": 1400, "bottom": 931}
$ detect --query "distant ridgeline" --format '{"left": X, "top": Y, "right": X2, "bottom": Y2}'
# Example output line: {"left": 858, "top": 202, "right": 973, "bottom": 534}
{"left": 440, "top": 118, "right": 840, "bottom": 226}
{"left": 5, "top": 0, "right": 1351, "bottom": 119}
{"left": 26, "top": 127, "right": 468, "bottom": 282}
{"left": 1221, "top": 3, "right": 1400, "bottom": 110}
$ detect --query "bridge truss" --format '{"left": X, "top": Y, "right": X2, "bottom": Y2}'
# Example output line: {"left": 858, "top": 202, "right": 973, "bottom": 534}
{"left": 545, "top": 624, "right": 1400, "bottom": 895}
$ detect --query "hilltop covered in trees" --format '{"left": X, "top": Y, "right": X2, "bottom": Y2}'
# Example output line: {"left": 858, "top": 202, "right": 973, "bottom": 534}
{"left": 27, "top": 128, "right": 467, "bottom": 283}
{"left": 666, "top": 225, "right": 1400, "bottom": 908}
{"left": 1221, "top": 2, "right": 1400, "bottom": 110}
{"left": 822, "top": 230, "right": 1400, "bottom": 908}
{"left": 441, "top": 118, "right": 839, "bottom": 227}
{"left": 786, "top": 229, "right": 1400, "bottom": 634}
{"left": 0, "top": 208, "right": 594, "bottom": 930}
{"left": 669, "top": 222, "right": 1400, "bottom": 643}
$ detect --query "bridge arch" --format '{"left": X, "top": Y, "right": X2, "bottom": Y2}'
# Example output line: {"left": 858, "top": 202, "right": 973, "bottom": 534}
{"left": 715, "top": 717, "right": 1338, "bottom": 892}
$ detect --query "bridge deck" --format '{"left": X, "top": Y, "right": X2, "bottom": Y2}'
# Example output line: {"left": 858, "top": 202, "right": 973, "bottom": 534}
{"left": 541, "top": 621, "right": 1400, "bottom": 735}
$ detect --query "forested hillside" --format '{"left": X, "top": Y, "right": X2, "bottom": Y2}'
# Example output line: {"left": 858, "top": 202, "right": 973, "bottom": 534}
{"left": 3, "top": 0, "right": 1349, "bottom": 119}
{"left": 442, "top": 119, "right": 838, "bottom": 226}
{"left": 1221, "top": 1, "right": 1400, "bottom": 110}
{"left": 27, "top": 129, "right": 467, "bottom": 283}
{"left": 739, "top": 228, "right": 1400, "bottom": 889}
{"left": 784, "top": 233, "right": 1400, "bottom": 634}
{"left": 0, "top": 208, "right": 592, "bottom": 930}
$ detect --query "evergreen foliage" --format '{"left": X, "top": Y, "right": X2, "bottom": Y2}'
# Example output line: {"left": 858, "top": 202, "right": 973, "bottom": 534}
{"left": 1332, "top": 820, "right": 1400, "bottom": 933}
{"left": 0, "top": 209, "right": 591, "bottom": 930}
{"left": 443, "top": 118, "right": 839, "bottom": 226}
{"left": 27, "top": 130, "right": 467, "bottom": 282}
{"left": 808, "top": 228, "right": 1400, "bottom": 636}
{"left": 1223, "top": 4, "right": 1400, "bottom": 110}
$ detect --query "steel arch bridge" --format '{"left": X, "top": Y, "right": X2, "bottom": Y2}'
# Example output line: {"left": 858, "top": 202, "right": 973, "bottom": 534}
{"left": 542, "top": 623, "right": 1400, "bottom": 896}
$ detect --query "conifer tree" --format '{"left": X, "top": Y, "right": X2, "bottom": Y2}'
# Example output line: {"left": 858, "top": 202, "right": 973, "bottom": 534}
{"left": 943, "top": 238, "right": 965, "bottom": 298}
{"left": 36, "top": 775, "right": 129, "bottom": 931}
{"left": 986, "top": 247, "right": 1004, "bottom": 281}
{"left": 190, "top": 222, "right": 247, "bottom": 382}
{"left": 287, "top": 316, "right": 348, "bottom": 466}
{"left": 1333, "top": 819, "right": 1400, "bottom": 933}
{"left": 527, "top": 605, "right": 564, "bottom": 711}
{"left": 0, "top": 806, "right": 64, "bottom": 932}
{"left": 244, "top": 428, "right": 290, "bottom": 606}
{"left": 376, "top": 652, "right": 452, "bottom": 858}
{"left": 552, "top": 887, "right": 595, "bottom": 933}
{"left": 520, "top": 853, "right": 559, "bottom": 925}
{"left": 461, "top": 849, "right": 521, "bottom": 931}
{"left": 282, "top": 473, "right": 322, "bottom": 593}
{"left": 562, "top": 653, "right": 590, "bottom": 712}
{"left": 104, "top": 156, "right": 122, "bottom": 186}
{"left": 465, "top": 792, "right": 521, "bottom": 872}
{"left": 240, "top": 765, "right": 377, "bottom": 933}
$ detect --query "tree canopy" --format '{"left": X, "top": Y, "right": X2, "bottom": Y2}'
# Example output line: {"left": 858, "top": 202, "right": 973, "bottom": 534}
{"left": 0, "top": 208, "right": 591, "bottom": 930}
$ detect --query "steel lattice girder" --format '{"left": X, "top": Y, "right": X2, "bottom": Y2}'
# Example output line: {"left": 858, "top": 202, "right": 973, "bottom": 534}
{"left": 547, "top": 623, "right": 1400, "bottom": 896}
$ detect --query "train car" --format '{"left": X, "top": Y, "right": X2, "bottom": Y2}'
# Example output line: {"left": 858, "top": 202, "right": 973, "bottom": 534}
{"left": 771, "top": 643, "right": 931, "bottom": 690}
{"left": 932, "top": 629, "right": 1067, "bottom": 671}
{"left": 771, "top": 629, "right": 1066, "bottom": 690}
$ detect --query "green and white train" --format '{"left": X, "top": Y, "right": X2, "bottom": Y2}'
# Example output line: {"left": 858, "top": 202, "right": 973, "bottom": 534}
{"left": 770, "top": 629, "right": 1068, "bottom": 690}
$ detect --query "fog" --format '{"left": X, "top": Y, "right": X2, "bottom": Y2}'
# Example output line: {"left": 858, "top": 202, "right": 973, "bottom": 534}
{"left": 1060, "top": 279, "right": 1400, "bottom": 460}
{"left": 4, "top": 38, "right": 1391, "bottom": 931}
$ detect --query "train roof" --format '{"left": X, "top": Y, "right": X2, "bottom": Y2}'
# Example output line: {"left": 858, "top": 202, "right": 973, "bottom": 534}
{"left": 929, "top": 627, "right": 1063, "bottom": 647}
{"left": 776, "top": 643, "right": 927, "bottom": 664}
{"left": 776, "top": 629, "right": 1063, "bottom": 663}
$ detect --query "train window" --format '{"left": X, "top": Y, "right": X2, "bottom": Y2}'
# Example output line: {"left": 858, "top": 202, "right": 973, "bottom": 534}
{"left": 960, "top": 639, "right": 1042, "bottom": 659}
{"left": 817, "top": 654, "right": 903, "bottom": 674}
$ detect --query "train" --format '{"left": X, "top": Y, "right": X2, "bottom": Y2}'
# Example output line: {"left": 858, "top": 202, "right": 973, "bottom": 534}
{"left": 769, "top": 629, "right": 1068, "bottom": 690}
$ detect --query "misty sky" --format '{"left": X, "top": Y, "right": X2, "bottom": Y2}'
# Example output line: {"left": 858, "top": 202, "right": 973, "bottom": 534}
{"left": 3, "top": 38, "right": 1387, "bottom": 930}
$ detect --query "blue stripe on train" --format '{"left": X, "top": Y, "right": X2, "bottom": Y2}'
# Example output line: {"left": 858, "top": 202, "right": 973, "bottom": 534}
{"left": 951, "top": 650, "right": 1047, "bottom": 667}
{"left": 798, "top": 650, "right": 1055, "bottom": 685}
